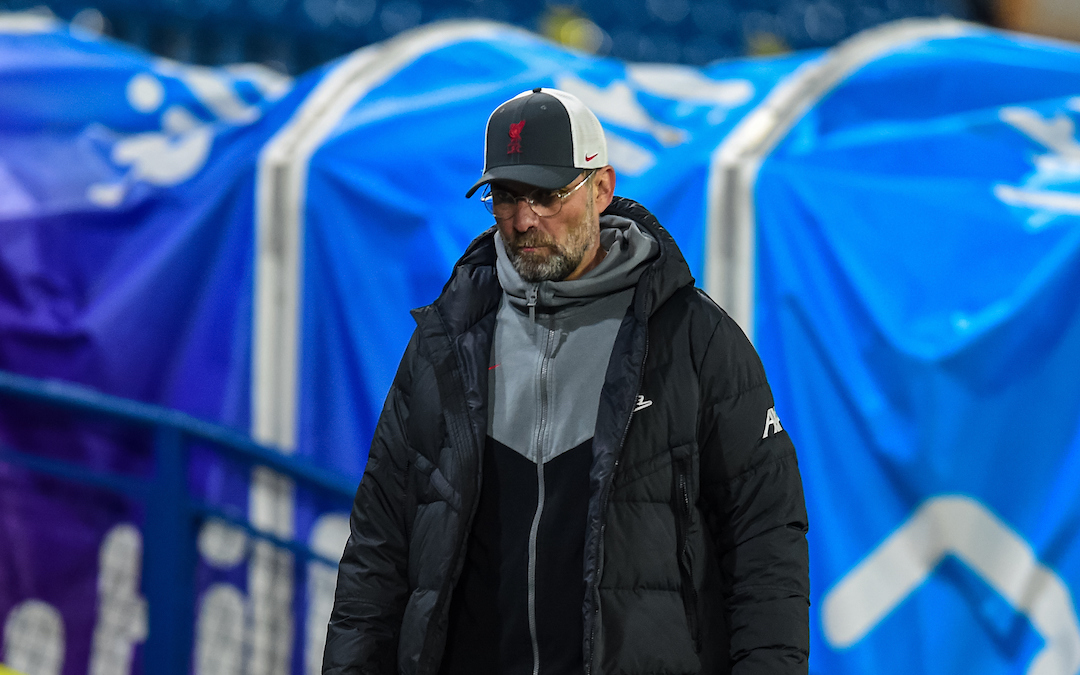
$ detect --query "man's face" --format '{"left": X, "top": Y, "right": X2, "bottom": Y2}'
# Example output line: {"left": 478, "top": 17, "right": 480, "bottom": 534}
{"left": 493, "top": 172, "right": 597, "bottom": 283}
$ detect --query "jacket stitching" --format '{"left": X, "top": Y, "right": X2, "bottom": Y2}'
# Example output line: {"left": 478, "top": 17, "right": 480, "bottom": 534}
{"left": 702, "top": 448, "right": 798, "bottom": 489}
{"left": 696, "top": 315, "right": 769, "bottom": 404}
{"left": 731, "top": 448, "right": 797, "bottom": 484}
{"left": 615, "top": 452, "right": 671, "bottom": 487}
{"left": 608, "top": 497, "right": 684, "bottom": 505}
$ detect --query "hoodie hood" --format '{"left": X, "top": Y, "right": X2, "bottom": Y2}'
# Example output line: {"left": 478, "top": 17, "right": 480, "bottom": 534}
{"left": 494, "top": 214, "right": 660, "bottom": 314}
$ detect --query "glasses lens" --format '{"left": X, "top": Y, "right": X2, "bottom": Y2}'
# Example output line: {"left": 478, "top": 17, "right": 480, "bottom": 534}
{"left": 484, "top": 172, "right": 593, "bottom": 219}
{"left": 489, "top": 189, "right": 518, "bottom": 219}
{"left": 529, "top": 189, "right": 562, "bottom": 217}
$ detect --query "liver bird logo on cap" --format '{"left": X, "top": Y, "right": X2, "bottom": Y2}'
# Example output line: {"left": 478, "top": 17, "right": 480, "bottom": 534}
{"left": 507, "top": 120, "right": 525, "bottom": 154}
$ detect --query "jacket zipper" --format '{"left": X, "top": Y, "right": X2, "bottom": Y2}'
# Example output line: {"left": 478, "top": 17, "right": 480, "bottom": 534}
{"left": 527, "top": 285, "right": 538, "bottom": 322}
{"left": 528, "top": 320, "right": 554, "bottom": 675}
{"left": 675, "top": 459, "right": 701, "bottom": 651}
{"left": 585, "top": 326, "right": 649, "bottom": 675}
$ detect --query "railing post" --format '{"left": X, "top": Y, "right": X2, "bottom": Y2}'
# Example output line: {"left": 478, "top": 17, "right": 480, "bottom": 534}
{"left": 143, "top": 426, "right": 195, "bottom": 675}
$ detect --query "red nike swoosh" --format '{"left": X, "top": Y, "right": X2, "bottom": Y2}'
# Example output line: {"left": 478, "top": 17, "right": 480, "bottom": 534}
{"left": 585, "top": 153, "right": 598, "bottom": 161}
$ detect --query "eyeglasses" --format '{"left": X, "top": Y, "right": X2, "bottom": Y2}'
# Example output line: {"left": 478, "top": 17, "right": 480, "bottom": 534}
{"left": 481, "top": 169, "right": 596, "bottom": 219}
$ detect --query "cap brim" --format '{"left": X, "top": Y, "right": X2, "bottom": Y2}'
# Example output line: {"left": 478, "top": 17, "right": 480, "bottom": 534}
{"left": 465, "top": 164, "right": 584, "bottom": 198}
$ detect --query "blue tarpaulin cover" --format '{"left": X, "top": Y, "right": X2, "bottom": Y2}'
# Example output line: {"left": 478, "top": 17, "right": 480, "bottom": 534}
{"left": 755, "top": 30, "right": 1080, "bottom": 675}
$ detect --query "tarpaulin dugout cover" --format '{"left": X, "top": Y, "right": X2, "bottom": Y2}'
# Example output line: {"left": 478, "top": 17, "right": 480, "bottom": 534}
{"left": 741, "top": 24, "right": 1080, "bottom": 675}
{"left": 2, "top": 10, "right": 1080, "bottom": 675}
{"left": 0, "top": 12, "right": 329, "bottom": 675}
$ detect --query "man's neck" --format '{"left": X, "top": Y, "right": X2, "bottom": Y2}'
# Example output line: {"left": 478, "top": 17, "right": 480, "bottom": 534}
{"left": 564, "top": 239, "right": 606, "bottom": 281}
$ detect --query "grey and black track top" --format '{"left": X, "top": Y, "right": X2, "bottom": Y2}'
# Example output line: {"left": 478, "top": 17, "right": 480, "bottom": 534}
{"left": 439, "top": 218, "right": 658, "bottom": 675}
{"left": 324, "top": 197, "right": 811, "bottom": 675}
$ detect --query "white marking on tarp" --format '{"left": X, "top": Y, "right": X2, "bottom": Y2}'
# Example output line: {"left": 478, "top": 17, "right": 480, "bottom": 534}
{"left": 823, "top": 495, "right": 1080, "bottom": 675}
{"left": 995, "top": 185, "right": 1080, "bottom": 217}
{"left": 90, "top": 524, "right": 147, "bottom": 675}
{"left": 996, "top": 103, "right": 1080, "bottom": 228}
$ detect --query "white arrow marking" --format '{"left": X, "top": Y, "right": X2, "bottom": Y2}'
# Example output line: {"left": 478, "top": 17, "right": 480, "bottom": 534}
{"left": 823, "top": 495, "right": 1080, "bottom": 675}
{"left": 1000, "top": 107, "right": 1080, "bottom": 160}
{"left": 995, "top": 184, "right": 1080, "bottom": 217}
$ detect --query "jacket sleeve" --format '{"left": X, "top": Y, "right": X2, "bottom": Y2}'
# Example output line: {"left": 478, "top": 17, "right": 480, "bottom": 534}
{"left": 323, "top": 331, "right": 419, "bottom": 674}
{"left": 697, "top": 314, "right": 810, "bottom": 674}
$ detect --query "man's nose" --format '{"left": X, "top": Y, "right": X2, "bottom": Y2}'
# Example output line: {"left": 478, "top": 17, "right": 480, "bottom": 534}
{"left": 510, "top": 198, "right": 538, "bottom": 232}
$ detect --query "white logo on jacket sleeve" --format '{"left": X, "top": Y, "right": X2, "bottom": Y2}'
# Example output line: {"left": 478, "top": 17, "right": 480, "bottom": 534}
{"left": 633, "top": 395, "right": 653, "bottom": 413}
{"left": 762, "top": 407, "right": 783, "bottom": 438}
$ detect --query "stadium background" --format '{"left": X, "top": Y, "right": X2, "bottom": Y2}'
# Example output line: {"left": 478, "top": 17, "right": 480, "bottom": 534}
{"left": 0, "top": 0, "right": 997, "bottom": 73}
{"left": 1, "top": 0, "right": 1079, "bottom": 674}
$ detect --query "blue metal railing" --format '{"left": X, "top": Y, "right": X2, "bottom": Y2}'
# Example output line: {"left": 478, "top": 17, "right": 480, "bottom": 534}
{"left": 0, "top": 369, "right": 356, "bottom": 675}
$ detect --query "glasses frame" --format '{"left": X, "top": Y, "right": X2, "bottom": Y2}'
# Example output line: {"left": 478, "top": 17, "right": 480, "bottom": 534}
{"left": 481, "top": 169, "right": 597, "bottom": 219}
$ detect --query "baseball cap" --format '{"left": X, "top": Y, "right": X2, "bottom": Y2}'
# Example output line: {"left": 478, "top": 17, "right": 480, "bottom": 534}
{"left": 465, "top": 87, "right": 608, "bottom": 198}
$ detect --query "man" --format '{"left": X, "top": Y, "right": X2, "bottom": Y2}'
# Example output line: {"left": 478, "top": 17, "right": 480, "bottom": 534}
{"left": 324, "top": 88, "right": 809, "bottom": 675}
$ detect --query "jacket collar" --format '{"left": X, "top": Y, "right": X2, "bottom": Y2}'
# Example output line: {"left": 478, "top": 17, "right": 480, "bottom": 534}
{"left": 602, "top": 196, "right": 694, "bottom": 322}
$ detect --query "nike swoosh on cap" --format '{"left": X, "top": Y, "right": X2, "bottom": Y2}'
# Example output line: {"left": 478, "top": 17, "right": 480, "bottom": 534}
{"left": 585, "top": 153, "right": 598, "bottom": 161}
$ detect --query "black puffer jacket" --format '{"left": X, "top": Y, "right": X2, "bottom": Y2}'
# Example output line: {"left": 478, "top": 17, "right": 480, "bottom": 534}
{"left": 324, "top": 197, "right": 810, "bottom": 675}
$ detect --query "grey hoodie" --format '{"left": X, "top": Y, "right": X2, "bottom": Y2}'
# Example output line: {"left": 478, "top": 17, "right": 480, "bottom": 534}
{"left": 488, "top": 215, "right": 659, "bottom": 461}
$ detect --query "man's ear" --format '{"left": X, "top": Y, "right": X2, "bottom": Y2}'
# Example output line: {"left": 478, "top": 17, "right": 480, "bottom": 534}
{"left": 593, "top": 165, "right": 616, "bottom": 213}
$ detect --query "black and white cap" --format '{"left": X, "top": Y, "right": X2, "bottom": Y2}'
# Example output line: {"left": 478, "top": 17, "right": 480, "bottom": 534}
{"left": 465, "top": 87, "right": 608, "bottom": 198}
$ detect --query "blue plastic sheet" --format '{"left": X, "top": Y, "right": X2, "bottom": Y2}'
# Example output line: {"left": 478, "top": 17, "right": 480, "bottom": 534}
{"left": 0, "top": 17, "right": 314, "bottom": 674}
{"left": 753, "top": 31, "right": 1080, "bottom": 675}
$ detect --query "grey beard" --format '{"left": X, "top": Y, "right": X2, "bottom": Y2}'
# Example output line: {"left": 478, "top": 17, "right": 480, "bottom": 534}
{"left": 507, "top": 244, "right": 586, "bottom": 282}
